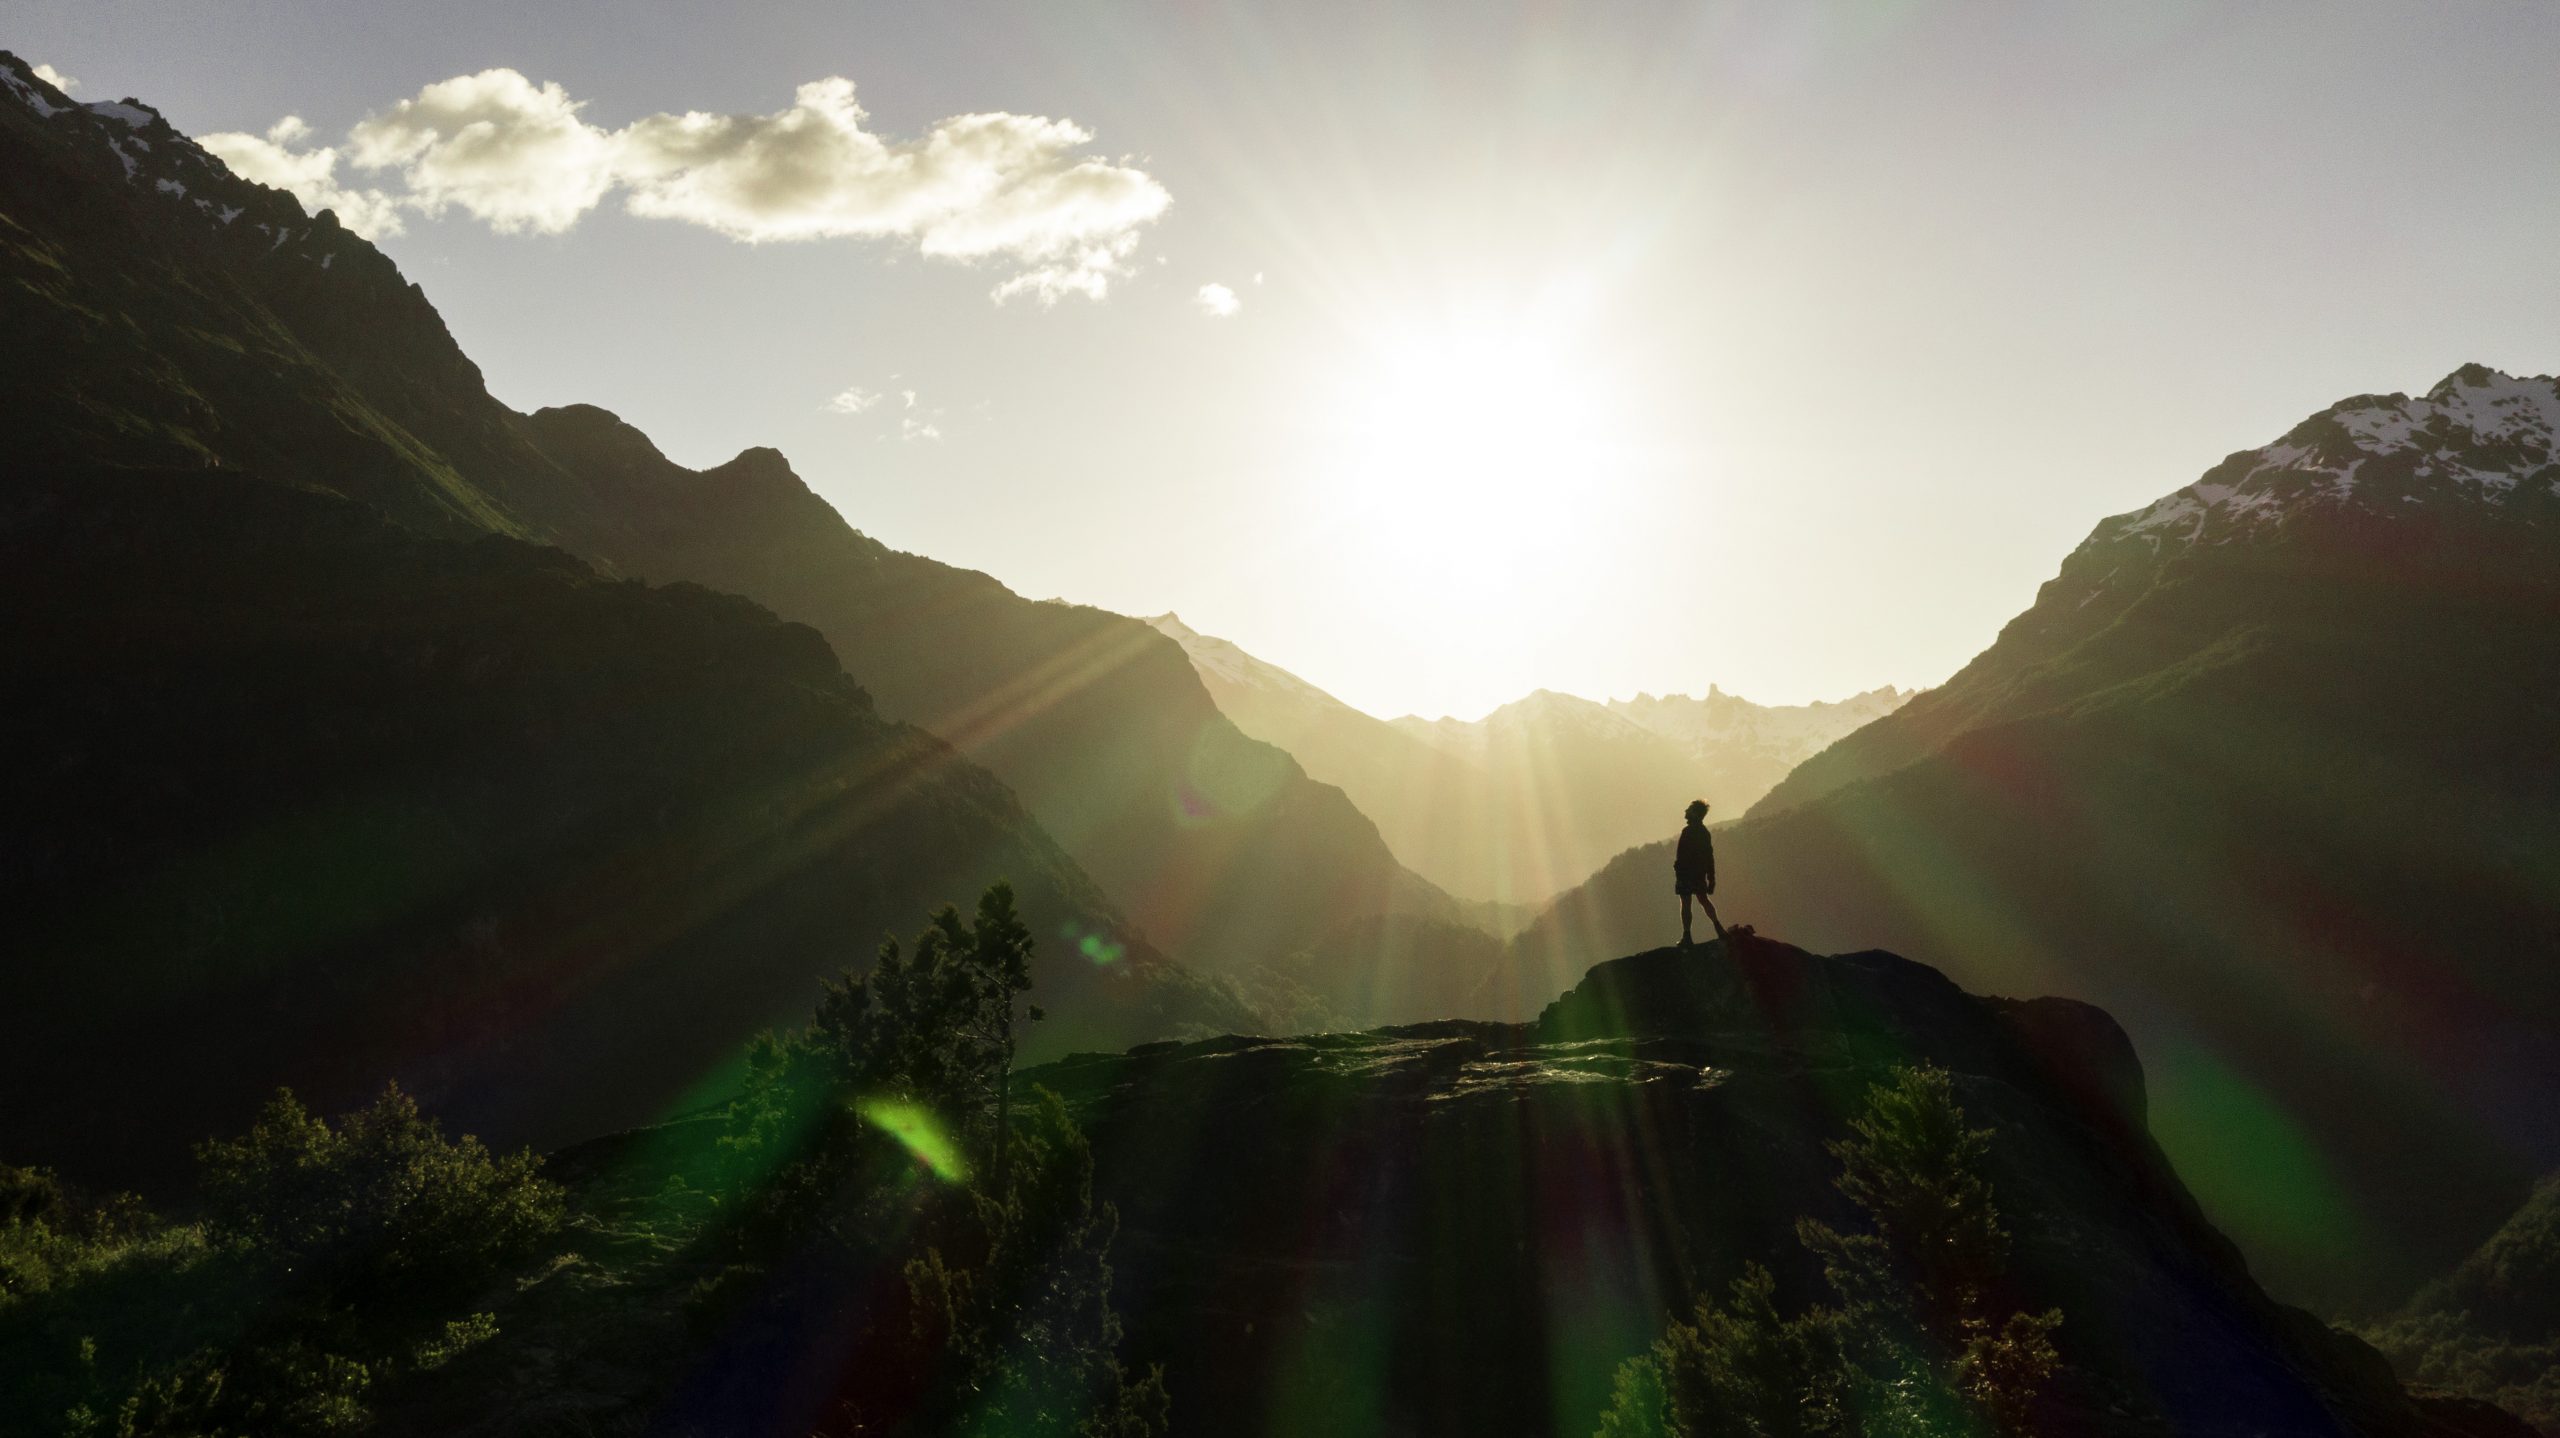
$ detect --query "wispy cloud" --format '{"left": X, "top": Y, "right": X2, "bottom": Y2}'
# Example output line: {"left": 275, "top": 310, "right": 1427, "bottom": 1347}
{"left": 201, "top": 117, "right": 409, "bottom": 240}
{"left": 1194, "top": 282, "right": 1241, "bottom": 318}
{"left": 31, "top": 62, "right": 78, "bottom": 95}
{"left": 826, "top": 381, "right": 947, "bottom": 441}
{"left": 204, "top": 69, "right": 1172, "bottom": 302}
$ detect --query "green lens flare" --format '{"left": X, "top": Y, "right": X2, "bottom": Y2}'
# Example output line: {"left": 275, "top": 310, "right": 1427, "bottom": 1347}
{"left": 858, "top": 1098, "right": 970, "bottom": 1183}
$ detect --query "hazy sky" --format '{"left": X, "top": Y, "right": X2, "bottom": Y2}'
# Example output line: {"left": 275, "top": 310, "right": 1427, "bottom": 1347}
{"left": 18, "top": 1, "right": 2560, "bottom": 719}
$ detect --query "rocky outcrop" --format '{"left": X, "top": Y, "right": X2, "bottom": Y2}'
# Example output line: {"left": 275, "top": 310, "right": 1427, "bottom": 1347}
{"left": 1033, "top": 936, "right": 2526, "bottom": 1437}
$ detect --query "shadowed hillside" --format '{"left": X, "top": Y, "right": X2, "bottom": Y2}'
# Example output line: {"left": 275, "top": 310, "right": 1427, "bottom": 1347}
{"left": 0, "top": 466, "right": 1252, "bottom": 1183}
{"left": 0, "top": 52, "right": 1475, "bottom": 1015}
{"left": 516, "top": 407, "right": 1469, "bottom": 985}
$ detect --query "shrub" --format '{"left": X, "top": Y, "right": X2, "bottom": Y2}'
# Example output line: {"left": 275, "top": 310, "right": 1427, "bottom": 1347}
{"left": 0, "top": 1165, "right": 157, "bottom": 1301}
{"left": 195, "top": 1084, "right": 561, "bottom": 1298}
{"left": 1597, "top": 1065, "right": 2060, "bottom": 1438}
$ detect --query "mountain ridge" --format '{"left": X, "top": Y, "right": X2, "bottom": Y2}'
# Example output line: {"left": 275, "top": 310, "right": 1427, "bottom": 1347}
{"left": 1145, "top": 611, "right": 1906, "bottom": 905}
{"left": 0, "top": 49, "right": 1476, "bottom": 1021}
{"left": 1510, "top": 364, "right": 2560, "bottom": 1311}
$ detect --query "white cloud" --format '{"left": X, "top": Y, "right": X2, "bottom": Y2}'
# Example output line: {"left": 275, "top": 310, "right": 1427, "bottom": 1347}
{"left": 902, "top": 415, "right": 943, "bottom": 443}
{"left": 200, "top": 116, "right": 408, "bottom": 239}
{"left": 1194, "top": 282, "right": 1240, "bottom": 318}
{"left": 826, "top": 385, "right": 883, "bottom": 415}
{"left": 31, "top": 62, "right": 79, "bottom": 94}
{"left": 347, "top": 69, "right": 618, "bottom": 234}
{"left": 207, "top": 69, "right": 1170, "bottom": 301}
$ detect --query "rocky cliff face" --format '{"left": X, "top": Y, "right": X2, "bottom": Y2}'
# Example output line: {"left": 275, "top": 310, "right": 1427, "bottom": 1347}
{"left": 1034, "top": 936, "right": 2523, "bottom": 1437}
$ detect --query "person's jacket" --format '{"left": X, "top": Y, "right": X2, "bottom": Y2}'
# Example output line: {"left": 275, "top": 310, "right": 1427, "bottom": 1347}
{"left": 1674, "top": 823, "right": 1714, "bottom": 887}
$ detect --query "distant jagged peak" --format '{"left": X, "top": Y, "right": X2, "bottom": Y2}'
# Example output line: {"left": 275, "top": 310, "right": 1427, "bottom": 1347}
{"left": 2092, "top": 364, "right": 2560, "bottom": 555}
{"left": 1143, "top": 612, "right": 1334, "bottom": 701}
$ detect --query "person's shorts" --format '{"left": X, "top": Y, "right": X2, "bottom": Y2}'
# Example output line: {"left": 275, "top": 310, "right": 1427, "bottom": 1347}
{"left": 1675, "top": 875, "right": 1709, "bottom": 897}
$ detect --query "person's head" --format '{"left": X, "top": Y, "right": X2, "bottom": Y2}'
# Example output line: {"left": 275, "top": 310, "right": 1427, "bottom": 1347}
{"left": 1685, "top": 799, "right": 1709, "bottom": 825}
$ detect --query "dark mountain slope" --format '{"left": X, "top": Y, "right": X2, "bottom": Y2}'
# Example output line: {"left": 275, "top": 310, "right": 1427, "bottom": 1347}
{"left": 0, "top": 51, "right": 1471, "bottom": 1004}
{"left": 514, "top": 405, "right": 1465, "bottom": 984}
{"left": 0, "top": 60, "right": 600, "bottom": 542}
{"left": 1031, "top": 937, "right": 2529, "bottom": 1437}
{"left": 1511, "top": 368, "right": 2560, "bottom": 1310}
{"left": 0, "top": 465, "right": 1251, "bottom": 1184}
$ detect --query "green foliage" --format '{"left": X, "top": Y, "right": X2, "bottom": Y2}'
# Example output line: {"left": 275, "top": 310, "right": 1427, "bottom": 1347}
{"left": 67, "top": 1340, "right": 376, "bottom": 1438}
{"left": 1596, "top": 1066, "right": 2060, "bottom": 1438}
{"left": 890, "top": 1090, "right": 1167, "bottom": 1438}
{"left": 1596, "top": 1354, "right": 1672, "bottom": 1438}
{"left": 813, "top": 883, "right": 1042, "bottom": 1146}
{"left": 1798, "top": 1066, "right": 2061, "bottom": 1434}
{"left": 1802, "top": 1065, "right": 2007, "bottom": 1336}
{"left": 707, "top": 886, "right": 1166, "bottom": 1436}
{"left": 196, "top": 1084, "right": 562, "bottom": 1299}
{"left": 0, "top": 1167, "right": 156, "bottom": 1301}
{"left": 715, "top": 884, "right": 1048, "bottom": 1245}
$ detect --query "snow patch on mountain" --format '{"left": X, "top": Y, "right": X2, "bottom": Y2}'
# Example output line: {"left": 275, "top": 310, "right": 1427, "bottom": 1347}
{"left": 2098, "top": 366, "right": 2560, "bottom": 553}
{"left": 2, "top": 51, "right": 363, "bottom": 280}
{"left": 1, "top": 61, "right": 68, "bottom": 118}
{"left": 84, "top": 98, "right": 157, "bottom": 128}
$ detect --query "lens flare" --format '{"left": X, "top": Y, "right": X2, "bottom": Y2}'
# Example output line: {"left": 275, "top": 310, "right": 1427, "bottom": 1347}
{"left": 858, "top": 1097, "right": 970, "bottom": 1183}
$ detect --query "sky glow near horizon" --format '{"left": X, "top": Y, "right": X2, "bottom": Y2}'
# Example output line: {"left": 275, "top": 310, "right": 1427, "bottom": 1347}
{"left": 17, "top": 0, "right": 2560, "bottom": 720}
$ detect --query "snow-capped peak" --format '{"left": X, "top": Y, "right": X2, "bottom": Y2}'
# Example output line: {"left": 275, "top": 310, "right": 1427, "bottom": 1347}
{"left": 2098, "top": 366, "right": 2560, "bottom": 552}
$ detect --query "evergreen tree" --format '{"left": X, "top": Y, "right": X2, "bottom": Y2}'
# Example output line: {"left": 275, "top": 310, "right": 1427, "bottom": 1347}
{"left": 1596, "top": 1065, "right": 2059, "bottom": 1438}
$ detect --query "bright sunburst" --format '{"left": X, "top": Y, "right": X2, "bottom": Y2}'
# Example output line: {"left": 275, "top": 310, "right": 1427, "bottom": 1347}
{"left": 1324, "top": 312, "right": 1631, "bottom": 646}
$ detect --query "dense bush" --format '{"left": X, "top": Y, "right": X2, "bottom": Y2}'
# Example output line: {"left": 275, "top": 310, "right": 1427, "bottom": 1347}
{"left": 196, "top": 1084, "right": 562, "bottom": 1298}
{"left": 4, "top": 1091, "right": 529, "bottom": 1438}
{"left": 1598, "top": 1065, "right": 2060, "bottom": 1438}
{"left": 0, "top": 1165, "right": 155, "bottom": 1301}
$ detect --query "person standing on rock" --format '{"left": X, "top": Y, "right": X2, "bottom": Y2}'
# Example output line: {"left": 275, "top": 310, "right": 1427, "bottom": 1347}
{"left": 1675, "top": 799, "right": 1724, "bottom": 946}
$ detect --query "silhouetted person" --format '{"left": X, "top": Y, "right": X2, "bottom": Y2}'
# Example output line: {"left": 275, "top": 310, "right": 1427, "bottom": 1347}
{"left": 1675, "top": 798, "right": 1724, "bottom": 945}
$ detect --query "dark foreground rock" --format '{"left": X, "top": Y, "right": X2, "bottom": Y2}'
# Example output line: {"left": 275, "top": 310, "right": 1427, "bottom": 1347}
{"left": 1034, "top": 936, "right": 2532, "bottom": 1438}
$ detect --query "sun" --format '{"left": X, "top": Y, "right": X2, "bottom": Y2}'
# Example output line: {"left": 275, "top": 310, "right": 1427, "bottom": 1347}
{"left": 1320, "top": 313, "right": 1630, "bottom": 636}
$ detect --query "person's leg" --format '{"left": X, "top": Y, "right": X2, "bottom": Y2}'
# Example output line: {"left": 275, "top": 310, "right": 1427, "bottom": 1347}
{"left": 1680, "top": 891, "right": 1695, "bottom": 944}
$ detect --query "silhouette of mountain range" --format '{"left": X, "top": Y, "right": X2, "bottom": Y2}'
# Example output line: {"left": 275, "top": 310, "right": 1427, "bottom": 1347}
{"left": 1510, "top": 365, "right": 2560, "bottom": 1310}
{"left": 0, "top": 51, "right": 1456, "bottom": 1170}
{"left": 1146, "top": 613, "right": 1905, "bottom": 904}
{"left": 0, "top": 47, "right": 1477, "bottom": 1133}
